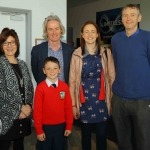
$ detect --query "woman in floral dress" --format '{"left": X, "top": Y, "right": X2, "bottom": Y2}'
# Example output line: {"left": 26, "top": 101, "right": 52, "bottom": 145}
{"left": 69, "top": 21, "right": 115, "bottom": 150}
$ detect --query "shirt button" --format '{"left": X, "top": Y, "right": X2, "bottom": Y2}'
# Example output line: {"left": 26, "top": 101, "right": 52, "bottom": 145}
{"left": 20, "top": 124, "right": 22, "bottom": 127}
{"left": 20, "top": 131, "right": 22, "bottom": 133}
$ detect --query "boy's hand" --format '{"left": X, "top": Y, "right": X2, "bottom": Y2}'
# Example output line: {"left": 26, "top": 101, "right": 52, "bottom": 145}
{"left": 37, "top": 133, "right": 46, "bottom": 141}
{"left": 64, "top": 130, "right": 71, "bottom": 136}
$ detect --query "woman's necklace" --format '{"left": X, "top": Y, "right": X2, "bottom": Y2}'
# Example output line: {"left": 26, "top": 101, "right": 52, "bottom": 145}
{"left": 11, "top": 65, "right": 24, "bottom": 87}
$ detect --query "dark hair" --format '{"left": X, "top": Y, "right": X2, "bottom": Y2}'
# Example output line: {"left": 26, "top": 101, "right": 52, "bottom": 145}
{"left": 122, "top": 4, "right": 141, "bottom": 15}
{"left": 80, "top": 20, "right": 101, "bottom": 55}
{"left": 0, "top": 28, "right": 20, "bottom": 57}
{"left": 43, "top": 56, "right": 60, "bottom": 68}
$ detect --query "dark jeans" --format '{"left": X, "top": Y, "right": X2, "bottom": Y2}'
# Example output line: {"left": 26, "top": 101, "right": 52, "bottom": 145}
{"left": 81, "top": 121, "right": 107, "bottom": 150}
{"left": 112, "top": 94, "right": 150, "bottom": 150}
{"left": 0, "top": 137, "right": 24, "bottom": 150}
{"left": 37, "top": 123, "right": 66, "bottom": 150}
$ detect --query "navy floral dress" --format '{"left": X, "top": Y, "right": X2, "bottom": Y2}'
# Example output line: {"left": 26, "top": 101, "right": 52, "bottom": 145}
{"left": 80, "top": 53, "right": 108, "bottom": 123}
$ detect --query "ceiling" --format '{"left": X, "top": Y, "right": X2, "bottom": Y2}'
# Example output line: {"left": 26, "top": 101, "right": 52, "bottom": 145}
{"left": 67, "top": 0, "right": 101, "bottom": 9}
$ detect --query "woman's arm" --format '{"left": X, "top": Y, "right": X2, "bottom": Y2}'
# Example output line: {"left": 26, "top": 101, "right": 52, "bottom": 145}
{"left": 107, "top": 49, "right": 116, "bottom": 88}
{"left": 0, "top": 63, "right": 22, "bottom": 134}
{"left": 21, "top": 61, "right": 34, "bottom": 106}
{"left": 69, "top": 54, "right": 80, "bottom": 119}
{"left": 106, "top": 48, "right": 116, "bottom": 115}
{"left": 19, "top": 61, "right": 34, "bottom": 117}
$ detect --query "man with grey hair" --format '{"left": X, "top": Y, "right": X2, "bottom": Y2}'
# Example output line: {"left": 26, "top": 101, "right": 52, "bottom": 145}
{"left": 31, "top": 15, "right": 74, "bottom": 150}
{"left": 111, "top": 4, "right": 150, "bottom": 150}
{"left": 31, "top": 15, "right": 74, "bottom": 85}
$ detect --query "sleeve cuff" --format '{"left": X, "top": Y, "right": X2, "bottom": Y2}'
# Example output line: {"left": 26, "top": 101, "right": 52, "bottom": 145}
{"left": 65, "top": 123, "right": 72, "bottom": 130}
{"left": 35, "top": 127, "right": 44, "bottom": 135}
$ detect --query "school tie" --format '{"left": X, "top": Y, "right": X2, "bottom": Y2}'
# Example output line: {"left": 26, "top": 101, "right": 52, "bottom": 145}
{"left": 51, "top": 83, "right": 56, "bottom": 88}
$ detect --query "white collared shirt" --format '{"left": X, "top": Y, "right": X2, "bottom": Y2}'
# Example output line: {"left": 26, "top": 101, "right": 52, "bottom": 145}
{"left": 45, "top": 78, "right": 58, "bottom": 87}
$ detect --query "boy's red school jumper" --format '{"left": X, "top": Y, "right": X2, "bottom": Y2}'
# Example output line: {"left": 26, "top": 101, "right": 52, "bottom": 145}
{"left": 33, "top": 80, "right": 73, "bottom": 135}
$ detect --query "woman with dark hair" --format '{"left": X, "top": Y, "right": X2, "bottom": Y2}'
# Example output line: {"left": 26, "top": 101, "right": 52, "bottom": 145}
{"left": 69, "top": 21, "right": 115, "bottom": 150}
{"left": 0, "top": 28, "right": 34, "bottom": 150}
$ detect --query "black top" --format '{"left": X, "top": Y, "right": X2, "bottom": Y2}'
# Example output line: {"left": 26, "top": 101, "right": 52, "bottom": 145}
{"left": 12, "top": 64, "right": 25, "bottom": 103}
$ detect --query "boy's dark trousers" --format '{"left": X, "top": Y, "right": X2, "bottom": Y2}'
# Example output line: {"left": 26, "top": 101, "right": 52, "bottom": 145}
{"left": 65, "top": 137, "right": 68, "bottom": 150}
{"left": 36, "top": 123, "right": 67, "bottom": 150}
{"left": 36, "top": 138, "right": 68, "bottom": 150}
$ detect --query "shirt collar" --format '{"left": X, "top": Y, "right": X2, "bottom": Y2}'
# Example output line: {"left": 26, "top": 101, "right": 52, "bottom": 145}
{"left": 45, "top": 78, "right": 58, "bottom": 87}
{"left": 123, "top": 29, "right": 140, "bottom": 37}
{"left": 48, "top": 42, "right": 62, "bottom": 51}
{"left": 83, "top": 44, "right": 98, "bottom": 57}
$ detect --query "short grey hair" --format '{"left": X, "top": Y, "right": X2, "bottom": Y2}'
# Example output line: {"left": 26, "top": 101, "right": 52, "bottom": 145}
{"left": 42, "top": 15, "right": 65, "bottom": 39}
{"left": 122, "top": 4, "right": 141, "bottom": 15}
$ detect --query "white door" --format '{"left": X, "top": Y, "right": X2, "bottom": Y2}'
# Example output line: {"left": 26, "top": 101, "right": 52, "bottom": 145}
{"left": 0, "top": 13, "right": 26, "bottom": 62}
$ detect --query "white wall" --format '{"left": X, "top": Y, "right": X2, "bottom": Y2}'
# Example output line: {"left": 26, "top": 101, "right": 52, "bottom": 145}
{"left": 67, "top": 0, "right": 150, "bottom": 46}
{"left": 0, "top": 0, "right": 67, "bottom": 46}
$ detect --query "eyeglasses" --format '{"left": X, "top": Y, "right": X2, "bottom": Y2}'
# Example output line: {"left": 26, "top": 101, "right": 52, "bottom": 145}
{"left": 3, "top": 41, "right": 16, "bottom": 46}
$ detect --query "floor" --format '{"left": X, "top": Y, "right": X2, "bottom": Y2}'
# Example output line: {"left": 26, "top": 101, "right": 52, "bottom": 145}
{"left": 9, "top": 125, "right": 118, "bottom": 150}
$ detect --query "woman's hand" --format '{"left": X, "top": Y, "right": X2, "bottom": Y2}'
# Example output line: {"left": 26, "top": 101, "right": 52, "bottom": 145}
{"left": 21, "top": 104, "right": 32, "bottom": 117}
{"left": 19, "top": 112, "right": 26, "bottom": 119}
{"left": 37, "top": 133, "right": 46, "bottom": 141}
{"left": 64, "top": 130, "right": 71, "bottom": 136}
{"left": 72, "top": 107, "right": 80, "bottom": 119}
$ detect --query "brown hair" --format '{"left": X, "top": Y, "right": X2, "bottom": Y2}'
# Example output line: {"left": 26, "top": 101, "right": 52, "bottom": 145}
{"left": 43, "top": 56, "right": 60, "bottom": 68}
{"left": 122, "top": 4, "right": 141, "bottom": 15}
{"left": 80, "top": 20, "right": 101, "bottom": 55}
{"left": 0, "top": 28, "right": 20, "bottom": 57}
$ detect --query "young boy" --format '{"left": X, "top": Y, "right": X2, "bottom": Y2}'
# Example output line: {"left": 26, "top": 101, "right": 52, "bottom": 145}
{"left": 33, "top": 56, "right": 73, "bottom": 150}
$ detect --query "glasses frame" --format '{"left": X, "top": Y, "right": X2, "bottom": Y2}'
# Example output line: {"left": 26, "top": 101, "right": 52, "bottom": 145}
{"left": 3, "top": 41, "right": 16, "bottom": 46}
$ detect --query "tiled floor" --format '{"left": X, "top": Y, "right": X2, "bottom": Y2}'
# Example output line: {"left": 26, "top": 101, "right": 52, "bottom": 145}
{"left": 9, "top": 125, "right": 118, "bottom": 150}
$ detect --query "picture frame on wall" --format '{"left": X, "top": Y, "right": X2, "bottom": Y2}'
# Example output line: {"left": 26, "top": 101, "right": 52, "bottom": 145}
{"left": 35, "top": 38, "right": 46, "bottom": 45}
